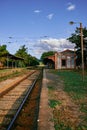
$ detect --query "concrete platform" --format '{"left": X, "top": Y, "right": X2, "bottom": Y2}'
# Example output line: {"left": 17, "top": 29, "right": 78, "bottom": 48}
{"left": 38, "top": 69, "right": 54, "bottom": 130}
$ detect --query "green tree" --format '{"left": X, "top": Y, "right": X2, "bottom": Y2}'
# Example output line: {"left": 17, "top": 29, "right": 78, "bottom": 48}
{"left": 15, "top": 45, "right": 29, "bottom": 67}
{"left": 68, "top": 27, "right": 87, "bottom": 66}
{"left": 29, "top": 56, "right": 39, "bottom": 66}
{"left": 0, "top": 45, "right": 8, "bottom": 66}
{"left": 41, "top": 51, "right": 56, "bottom": 61}
{"left": 40, "top": 51, "right": 56, "bottom": 68}
{"left": 15, "top": 45, "right": 39, "bottom": 67}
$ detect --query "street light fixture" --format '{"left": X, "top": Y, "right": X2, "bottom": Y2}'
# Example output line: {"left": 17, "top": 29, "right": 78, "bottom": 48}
{"left": 69, "top": 21, "right": 84, "bottom": 81}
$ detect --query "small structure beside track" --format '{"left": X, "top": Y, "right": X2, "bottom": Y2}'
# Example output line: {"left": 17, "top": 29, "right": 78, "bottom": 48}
{"left": 0, "top": 53, "right": 24, "bottom": 69}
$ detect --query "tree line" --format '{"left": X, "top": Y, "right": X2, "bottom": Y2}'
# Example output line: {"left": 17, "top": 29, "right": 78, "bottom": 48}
{"left": 0, "top": 44, "right": 39, "bottom": 67}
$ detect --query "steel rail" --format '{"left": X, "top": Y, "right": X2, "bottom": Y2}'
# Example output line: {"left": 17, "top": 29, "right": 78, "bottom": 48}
{"left": 7, "top": 73, "right": 40, "bottom": 130}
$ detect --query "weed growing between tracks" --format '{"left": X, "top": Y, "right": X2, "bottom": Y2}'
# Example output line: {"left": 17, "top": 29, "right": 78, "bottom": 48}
{"left": 47, "top": 70, "right": 87, "bottom": 130}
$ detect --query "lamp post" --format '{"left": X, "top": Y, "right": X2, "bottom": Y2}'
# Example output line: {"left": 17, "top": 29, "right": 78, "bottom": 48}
{"left": 69, "top": 21, "right": 84, "bottom": 81}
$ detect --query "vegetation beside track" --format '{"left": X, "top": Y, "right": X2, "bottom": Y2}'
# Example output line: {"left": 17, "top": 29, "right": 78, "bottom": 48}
{"left": 55, "top": 70, "right": 87, "bottom": 99}
{"left": 0, "top": 68, "right": 31, "bottom": 82}
{"left": 48, "top": 69, "right": 87, "bottom": 130}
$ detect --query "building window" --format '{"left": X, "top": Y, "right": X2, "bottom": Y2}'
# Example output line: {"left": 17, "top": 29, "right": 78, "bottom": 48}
{"left": 62, "top": 59, "right": 66, "bottom": 66}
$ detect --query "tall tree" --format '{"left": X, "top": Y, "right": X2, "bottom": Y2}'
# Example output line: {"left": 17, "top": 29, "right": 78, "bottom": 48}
{"left": 29, "top": 56, "right": 39, "bottom": 66}
{"left": 0, "top": 45, "right": 8, "bottom": 66}
{"left": 40, "top": 51, "right": 56, "bottom": 67}
{"left": 41, "top": 51, "right": 56, "bottom": 61}
{"left": 15, "top": 45, "right": 39, "bottom": 67}
{"left": 15, "top": 45, "right": 29, "bottom": 67}
{"left": 68, "top": 27, "right": 87, "bottom": 66}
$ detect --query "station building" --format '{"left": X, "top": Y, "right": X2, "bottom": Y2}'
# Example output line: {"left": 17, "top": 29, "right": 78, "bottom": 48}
{"left": 45, "top": 49, "right": 76, "bottom": 69}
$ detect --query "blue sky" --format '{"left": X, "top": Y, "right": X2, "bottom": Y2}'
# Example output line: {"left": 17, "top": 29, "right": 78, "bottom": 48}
{"left": 0, "top": 0, "right": 87, "bottom": 59}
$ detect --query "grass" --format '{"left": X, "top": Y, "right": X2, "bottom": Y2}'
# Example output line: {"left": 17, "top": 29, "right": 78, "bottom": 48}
{"left": 50, "top": 69, "right": 87, "bottom": 129}
{"left": 49, "top": 99, "right": 61, "bottom": 108}
{"left": 0, "top": 68, "right": 29, "bottom": 82}
{"left": 0, "top": 71, "right": 21, "bottom": 82}
{"left": 53, "top": 70, "right": 87, "bottom": 100}
{"left": 48, "top": 85, "right": 55, "bottom": 90}
{"left": 54, "top": 123, "right": 72, "bottom": 130}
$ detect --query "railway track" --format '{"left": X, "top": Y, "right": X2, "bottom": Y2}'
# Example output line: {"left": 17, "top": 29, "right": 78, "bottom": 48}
{"left": 0, "top": 69, "right": 43, "bottom": 130}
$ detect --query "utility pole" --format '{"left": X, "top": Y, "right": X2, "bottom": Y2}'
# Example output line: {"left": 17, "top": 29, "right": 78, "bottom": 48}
{"left": 69, "top": 21, "right": 84, "bottom": 81}
{"left": 80, "top": 22, "right": 84, "bottom": 81}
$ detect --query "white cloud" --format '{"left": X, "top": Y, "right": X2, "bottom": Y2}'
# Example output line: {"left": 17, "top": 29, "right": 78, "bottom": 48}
{"left": 67, "top": 3, "right": 75, "bottom": 11}
{"left": 6, "top": 37, "right": 75, "bottom": 59}
{"left": 47, "top": 13, "right": 54, "bottom": 20}
{"left": 40, "top": 38, "right": 75, "bottom": 51}
{"left": 34, "top": 10, "right": 41, "bottom": 14}
{"left": 33, "top": 38, "right": 75, "bottom": 58}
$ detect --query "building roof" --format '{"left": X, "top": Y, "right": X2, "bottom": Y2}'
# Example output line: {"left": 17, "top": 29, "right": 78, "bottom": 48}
{"left": 0, "top": 53, "right": 24, "bottom": 60}
{"left": 61, "top": 49, "right": 74, "bottom": 53}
